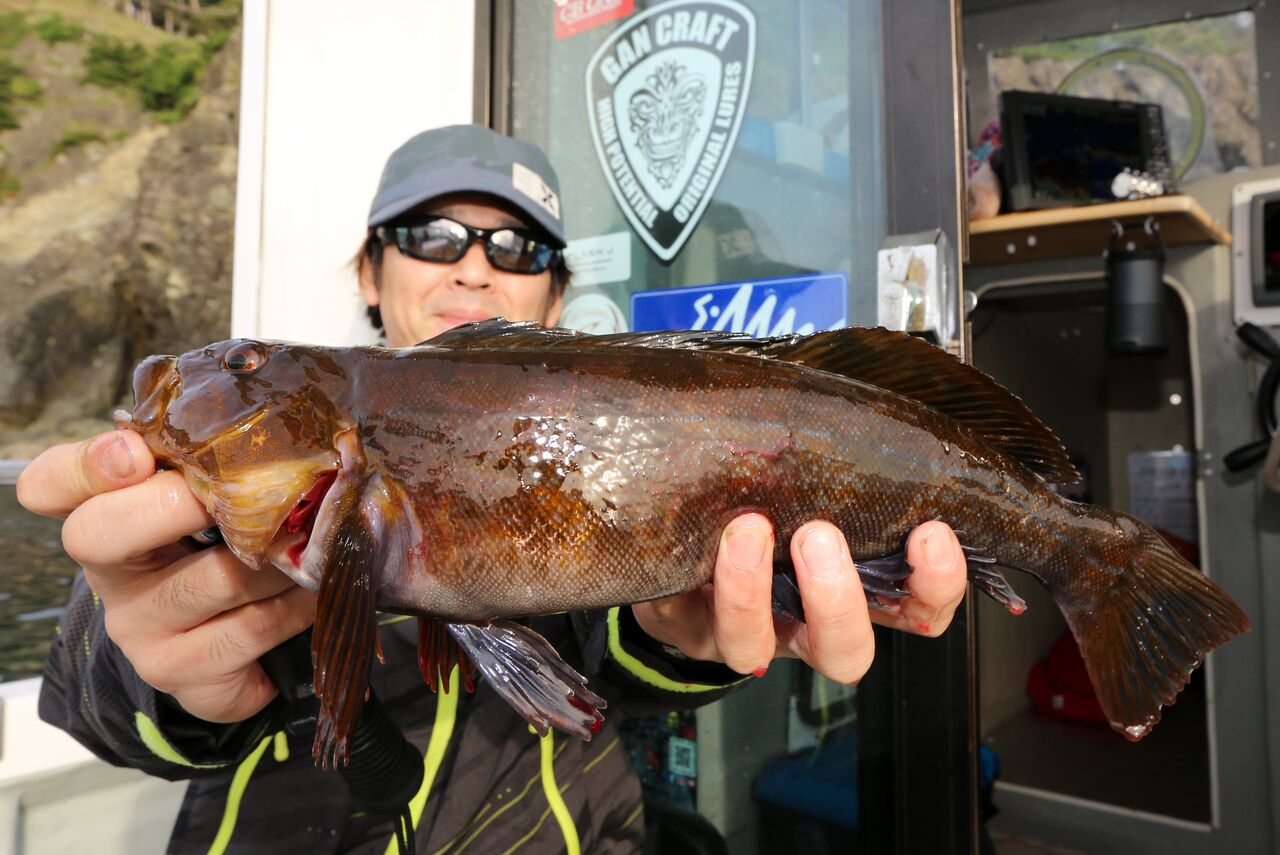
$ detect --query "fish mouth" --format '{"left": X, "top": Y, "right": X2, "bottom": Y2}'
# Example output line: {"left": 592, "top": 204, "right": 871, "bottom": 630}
{"left": 129, "top": 355, "right": 180, "bottom": 432}
{"left": 268, "top": 470, "right": 339, "bottom": 580}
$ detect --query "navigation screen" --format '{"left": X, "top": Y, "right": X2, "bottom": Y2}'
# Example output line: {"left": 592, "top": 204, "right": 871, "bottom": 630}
{"left": 1264, "top": 198, "right": 1280, "bottom": 295}
{"left": 1022, "top": 104, "right": 1145, "bottom": 203}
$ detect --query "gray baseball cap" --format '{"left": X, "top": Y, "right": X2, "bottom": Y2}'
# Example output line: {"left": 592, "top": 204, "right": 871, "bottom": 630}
{"left": 367, "top": 125, "right": 566, "bottom": 248}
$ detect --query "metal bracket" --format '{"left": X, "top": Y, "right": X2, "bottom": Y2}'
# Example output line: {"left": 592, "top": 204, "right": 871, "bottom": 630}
{"left": 877, "top": 230, "right": 958, "bottom": 349}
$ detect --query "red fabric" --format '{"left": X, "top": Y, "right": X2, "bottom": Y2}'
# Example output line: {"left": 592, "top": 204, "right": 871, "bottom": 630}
{"left": 1027, "top": 631, "right": 1106, "bottom": 723}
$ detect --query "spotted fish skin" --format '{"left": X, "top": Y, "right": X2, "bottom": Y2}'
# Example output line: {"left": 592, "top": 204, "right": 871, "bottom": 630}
{"left": 123, "top": 320, "right": 1249, "bottom": 762}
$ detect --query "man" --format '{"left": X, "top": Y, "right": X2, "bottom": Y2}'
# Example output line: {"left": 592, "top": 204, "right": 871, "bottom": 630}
{"left": 17, "top": 125, "right": 968, "bottom": 853}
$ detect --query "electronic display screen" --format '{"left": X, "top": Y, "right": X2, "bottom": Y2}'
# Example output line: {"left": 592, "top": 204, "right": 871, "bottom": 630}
{"left": 1021, "top": 103, "right": 1146, "bottom": 203}
{"left": 1264, "top": 198, "right": 1280, "bottom": 294}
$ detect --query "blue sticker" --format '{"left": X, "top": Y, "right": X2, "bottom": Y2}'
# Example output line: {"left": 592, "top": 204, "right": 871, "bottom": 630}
{"left": 631, "top": 272, "right": 848, "bottom": 336}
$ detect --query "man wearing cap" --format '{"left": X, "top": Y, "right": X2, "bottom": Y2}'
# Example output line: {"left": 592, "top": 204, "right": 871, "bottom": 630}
{"left": 19, "top": 125, "right": 967, "bottom": 853}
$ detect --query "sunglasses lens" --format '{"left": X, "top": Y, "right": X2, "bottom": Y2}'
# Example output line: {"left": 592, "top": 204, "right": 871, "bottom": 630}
{"left": 488, "top": 230, "right": 553, "bottom": 273}
{"left": 403, "top": 220, "right": 469, "bottom": 261}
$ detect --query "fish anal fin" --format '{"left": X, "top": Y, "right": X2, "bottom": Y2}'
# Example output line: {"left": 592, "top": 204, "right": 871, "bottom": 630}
{"left": 444, "top": 619, "right": 606, "bottom": 740}
{"left": 311, "top": 480, "right": 380, "bottom": 770}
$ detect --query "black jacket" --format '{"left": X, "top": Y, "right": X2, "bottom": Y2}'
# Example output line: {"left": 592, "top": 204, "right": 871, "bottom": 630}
{"left": 40, "top": 574, "right": 747, "bottom": 854}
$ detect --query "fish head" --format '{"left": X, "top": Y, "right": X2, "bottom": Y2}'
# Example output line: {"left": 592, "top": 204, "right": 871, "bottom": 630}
{"left": 121, "top": 339, "right": 350, "bottom": 569}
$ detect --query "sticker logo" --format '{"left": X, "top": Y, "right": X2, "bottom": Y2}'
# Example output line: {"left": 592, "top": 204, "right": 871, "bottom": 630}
{"left": 554, "top": 0, "right": 634, "bottom": 39}
{"left": 586, "top": 0, "right": 755, "bottom": 263}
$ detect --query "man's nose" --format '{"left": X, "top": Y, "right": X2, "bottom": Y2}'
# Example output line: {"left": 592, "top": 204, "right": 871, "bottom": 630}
{"left": 450, "top": 241, "right": 493, "bottom": 288}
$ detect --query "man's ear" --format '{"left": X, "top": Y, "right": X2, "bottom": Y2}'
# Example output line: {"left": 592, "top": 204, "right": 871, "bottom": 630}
{"left": 357, "top": 255, "right": 380, "bottom": 307}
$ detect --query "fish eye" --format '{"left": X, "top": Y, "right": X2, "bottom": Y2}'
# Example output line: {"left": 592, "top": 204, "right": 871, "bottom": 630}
{"left": 222, "top": 342, "right": 267, "bottom": 374}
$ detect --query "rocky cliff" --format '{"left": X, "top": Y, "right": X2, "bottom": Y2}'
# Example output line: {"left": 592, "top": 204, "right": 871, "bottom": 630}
{"left": 0, "top": 4, "right": 238, "bottom": 459}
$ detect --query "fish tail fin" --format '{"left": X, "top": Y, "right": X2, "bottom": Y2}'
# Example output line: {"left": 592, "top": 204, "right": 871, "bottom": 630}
{"left": 1053, "top": 509, "right": 1250, "bottom": 740}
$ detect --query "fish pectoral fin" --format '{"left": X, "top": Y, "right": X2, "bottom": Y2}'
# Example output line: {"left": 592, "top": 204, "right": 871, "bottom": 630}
{"left": 311, "top": 482, "right": 381, "bottom": 770}
{"left": 443, "top": 620, "right": 607, "bottom": 741}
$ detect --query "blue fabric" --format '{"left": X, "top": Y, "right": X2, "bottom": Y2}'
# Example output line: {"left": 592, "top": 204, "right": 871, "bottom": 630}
{"left": 754, "top": 729, "right": 858, "bottom": 830}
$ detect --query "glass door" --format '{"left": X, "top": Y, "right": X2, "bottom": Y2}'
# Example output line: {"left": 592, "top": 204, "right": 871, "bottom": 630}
{"left": 491, "top": 1, "right": 972, "bottom": 851}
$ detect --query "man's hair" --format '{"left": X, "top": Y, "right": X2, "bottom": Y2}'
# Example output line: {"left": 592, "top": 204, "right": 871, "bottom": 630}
{"left": 352, "top": 230, "right": 572, "bottom": 334}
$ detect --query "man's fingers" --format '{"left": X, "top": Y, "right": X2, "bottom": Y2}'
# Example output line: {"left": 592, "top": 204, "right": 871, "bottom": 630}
{"left": 632, "top": 590, "right": 716, "bottom": 661}
{"left": 789, "top": 521, "right": 874, "bottom": 684}
{"left": 133, "top": 586, "right": 318, "bottom": 722}
{"left": 711, "top": 514, "right": 776, "bottom": 674}
{"left": 142, "top": 549, "right": 298, "bottom": 635}
{"left": 893, "top": 521, "right": 968, "bottom": 637}
{"left": 62, "top": 470, "right": 214, "bottom": 572}
{"left": 17, "top": 430, "right": 155, "bottom": 519}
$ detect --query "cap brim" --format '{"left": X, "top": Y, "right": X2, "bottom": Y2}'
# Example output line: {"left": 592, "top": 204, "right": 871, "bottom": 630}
{"left": 368, "top": 164, "right": 566, "bottom": 248}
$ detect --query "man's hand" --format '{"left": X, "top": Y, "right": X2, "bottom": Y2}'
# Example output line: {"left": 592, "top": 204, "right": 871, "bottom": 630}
{"left": 17, "top": 430, "right": 317, "bottom": 723}
{"left": 632, "top": 515, "right": 968, "bottom": 683}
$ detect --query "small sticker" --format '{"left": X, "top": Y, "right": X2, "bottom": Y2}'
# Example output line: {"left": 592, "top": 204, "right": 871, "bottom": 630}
{"left": 555, "top": 0, "right": 635, "bottom": 39}
{"left": 512, "top": 162, "right": 561, "bottom": 221}
{"left": 559, "top": 292, "right": 629, "bottom": 334}
{"left": 564, "top": 231, "right": 632, "bottom": 287}
{"left": 631, "top": 272, "right": 847, "bottom": 336}
{"left": 667, "top": 736, "right": 697, "bottom": 777}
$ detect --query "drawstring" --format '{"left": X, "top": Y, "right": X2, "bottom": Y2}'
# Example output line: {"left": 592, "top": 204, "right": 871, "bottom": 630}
{"left": 261, "top": 631, "right": 424, "bottom": 855}
{"left": 392, "top": 806, "right": 415, "bottom": 855}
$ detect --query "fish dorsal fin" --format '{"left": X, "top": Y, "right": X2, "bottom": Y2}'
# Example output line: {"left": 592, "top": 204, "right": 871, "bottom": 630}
{"left": 421, "top": 320, "right": 1078, "bottom": 484}
{"left": 755, "top": 327, "right": 1079, "bottom": 484}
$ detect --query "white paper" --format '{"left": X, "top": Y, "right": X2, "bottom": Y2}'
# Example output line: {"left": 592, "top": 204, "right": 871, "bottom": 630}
{"left": 564, "top": 231, "right": 632, "bottom": 288}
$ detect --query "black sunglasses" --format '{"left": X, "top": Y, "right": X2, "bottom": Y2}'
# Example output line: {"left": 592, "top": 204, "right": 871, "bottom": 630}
{"left": 375, "top": 216, "right": 560, "bottom": 275}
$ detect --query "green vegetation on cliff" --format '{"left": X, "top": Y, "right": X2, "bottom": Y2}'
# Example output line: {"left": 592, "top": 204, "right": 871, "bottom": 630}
{"left": 0, "top": 1, "right": 237, "bottom": 135}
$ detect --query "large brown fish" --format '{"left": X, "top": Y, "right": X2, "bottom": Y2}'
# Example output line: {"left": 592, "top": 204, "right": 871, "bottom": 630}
{"left": 121, "top": 320, "right": 1250, "bottom": 768}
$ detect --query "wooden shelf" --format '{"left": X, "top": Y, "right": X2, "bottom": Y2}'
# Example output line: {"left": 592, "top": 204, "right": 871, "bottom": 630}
{"left": 967, "top": 195, "right": 1231, "bottom": 266}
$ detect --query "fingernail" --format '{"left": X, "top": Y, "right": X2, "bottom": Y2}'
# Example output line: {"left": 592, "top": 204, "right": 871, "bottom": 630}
{"left": 724, "top": 525, "right": 768, "bottom": 573}
{"left": 752, "top": 666, "right": 768, "bottom": 678}
{"left": 98, "top": 432, "right": 136, "bottom": 480}
{"left": 799, "top": 527, "right": 844, "bottom": 581}
{"left": 924, "top": 530, "right": 958, "bottom": 571}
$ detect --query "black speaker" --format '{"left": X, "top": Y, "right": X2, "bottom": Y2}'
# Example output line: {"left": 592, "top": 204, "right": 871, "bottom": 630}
{"left": 1106, "top": 221, "right": 1167, "bottom": 358}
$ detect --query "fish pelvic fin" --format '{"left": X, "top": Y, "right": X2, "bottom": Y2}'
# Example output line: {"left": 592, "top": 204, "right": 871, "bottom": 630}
{"left": 311, "top": 478, "right": 380, "bottom": 770}
{"left": 1056, "top": 510, "right": 1250, "bottom": 741}
{"left": 443, "top": 620, "right": 606, "bottom": 741}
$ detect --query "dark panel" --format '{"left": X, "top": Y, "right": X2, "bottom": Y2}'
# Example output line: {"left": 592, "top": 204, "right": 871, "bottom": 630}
{"left": 473, "top": 0, "right": 494, "bottom": 125}
{"left": 1259, "top": 1, "right": 1280, "bottom": 165}
{"left": 859, "top": 1, "right": 976, "bottom": 854}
